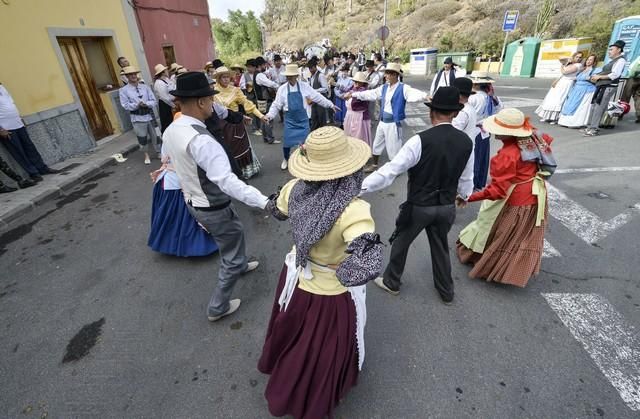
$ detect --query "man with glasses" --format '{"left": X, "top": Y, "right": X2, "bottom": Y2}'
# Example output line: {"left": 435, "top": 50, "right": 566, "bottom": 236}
{"left": 119, "top": 66, "right": 160, "bottom": 164}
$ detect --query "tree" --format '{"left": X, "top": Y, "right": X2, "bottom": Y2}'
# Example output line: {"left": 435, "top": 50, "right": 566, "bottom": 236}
{"left": 211, "top": 10, "right": 263, "bottom": 64}
{"left": 534, "top": 0, "right": 555, "bottom": 39}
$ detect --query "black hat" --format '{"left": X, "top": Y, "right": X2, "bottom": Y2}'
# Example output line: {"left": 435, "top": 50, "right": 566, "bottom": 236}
{"left": 365, "top": 59, "right": 374, "bottom": 67}
{"left": 307, "top": 57, "right": 319, "bottom": 67}
{"left": 609, "top": 40, "right": 626, "bottom": 50}
{"left": 425, "top": 86, "right": 464, "bottom": 111}
{"left": 169, "top": 71, "right": 218, "bottom": 97}
{"left": 453, "top": 78, "right": 475, "bottom": 97}
{"left": 443, "top": 56, "right": 454, "bottom": 64}
{"left": 245, "top": 58, "right": 256, "bottom": 67}
{"left": 273, "top": 54, "right": 282, "bottom": 62}
{"left": 254, "top": 56, "right": 266, "bottom": 66}
{"left": 212, "top": 59, "right": 224, "bottom": 69}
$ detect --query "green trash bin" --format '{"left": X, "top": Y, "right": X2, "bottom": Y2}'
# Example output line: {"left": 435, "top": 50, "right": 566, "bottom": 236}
{"left": 501, "top": 37, "right": 541, "bottom": 77}
{"left": 436, "top": 52, "right": 475, "bottom": 73}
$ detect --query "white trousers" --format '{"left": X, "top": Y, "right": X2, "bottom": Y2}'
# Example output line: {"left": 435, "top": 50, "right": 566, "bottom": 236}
{"left": 372, "top": 121, "right": 403, "bottom": 159}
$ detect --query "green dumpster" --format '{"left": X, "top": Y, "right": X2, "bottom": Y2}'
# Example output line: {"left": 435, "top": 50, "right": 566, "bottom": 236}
{"left": 501, "top": 37, "right": 541, "bottom": 77}
{"left": 436, "top": 52, "right": 475, "bottom": 73}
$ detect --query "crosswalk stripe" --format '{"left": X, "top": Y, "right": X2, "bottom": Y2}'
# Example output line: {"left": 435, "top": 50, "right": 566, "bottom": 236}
{"left": 543, "top": 293, "right": 640, "bottom": 411}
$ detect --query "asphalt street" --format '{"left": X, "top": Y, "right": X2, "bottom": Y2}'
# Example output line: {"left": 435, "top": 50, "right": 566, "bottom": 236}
{"left": 1, "top": 75, "right": 639, "bottom": 418}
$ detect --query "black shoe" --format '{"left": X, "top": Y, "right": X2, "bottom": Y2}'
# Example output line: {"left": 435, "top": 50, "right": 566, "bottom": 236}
{"left": 42, "top": 167, "right": 61, "bottom": 174}
{"left": 30, "top": 174, "right": 43, "bottom": 182}
{"left": 636, "top": 119, "right": 640, "bottom": 123}
{"left": 18, "top": 178, "right": 36, "bottom": 188}
{"left": 0, "top": 184, "right": 17, "bottom": 193}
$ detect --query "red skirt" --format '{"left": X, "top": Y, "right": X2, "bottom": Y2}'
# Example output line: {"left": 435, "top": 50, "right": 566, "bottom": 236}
{"left": 258, "top": 265, "right": 359, "bottom": 419}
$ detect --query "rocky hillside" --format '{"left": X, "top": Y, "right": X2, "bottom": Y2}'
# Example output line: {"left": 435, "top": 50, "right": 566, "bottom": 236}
{"left": 261, "top": 0, "right": 640, "bottom": 59}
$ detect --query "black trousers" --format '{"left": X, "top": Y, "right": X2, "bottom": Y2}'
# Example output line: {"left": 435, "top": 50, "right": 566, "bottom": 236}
{"left": 310, "top": 103, "right": 327, "bottom": 131}
{"left": 383, "top": 203, "right": 456, "bottom": 300}
{"left": 2, "top": 127, "right": 48, "bottom": 176}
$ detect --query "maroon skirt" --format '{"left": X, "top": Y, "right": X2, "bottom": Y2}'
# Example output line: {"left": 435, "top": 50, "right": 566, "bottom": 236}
{"left": 258, "top": 265, "right": 359, "bottom": 419}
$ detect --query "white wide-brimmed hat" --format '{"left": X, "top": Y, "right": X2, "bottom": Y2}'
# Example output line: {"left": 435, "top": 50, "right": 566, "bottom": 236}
{"left": 169, "top": 63, "right": 180, "bottom": 73}
{"left": 384, "top": 63, "right": 403, "bottom": 74}
{"left": 154, "top": 64, "right": 168, "bottom": 76}
{"left": 121, "top": 66, "right": 140, "bottom": 75}
{"left": 350, "top": 71, "right": 370, "bottom": 84}
{"left": 283, "top": 64, "right": 300, "bottom": 77}
{"left": 288, "top": 126, "right": 372, "bottom": 181}
{"left": 482, "top": 108, "right": 533, "bottom": 137}
{"left": 213, "top": 66, "right": 234, "bottom": 79}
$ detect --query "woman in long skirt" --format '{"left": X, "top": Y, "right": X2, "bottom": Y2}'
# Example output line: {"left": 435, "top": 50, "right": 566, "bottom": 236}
{"left": 457, "top": 109, "right": 550, "bottom": 287}
{"left": 558, "top": 54, "right": 598, "bottom": 128}
{"left": 333, "top": 65, "right": 353, "bottom": 127}
{"left": 535, "top": 51, "right": 584, "bottom": 124}
{"left": 213, "top": 66, "right": 266, "bottom": 179}
{"left": 148, "top": 161, "right": 218, "bottom": 257}
{"left": 343, "top": 72, "right": 372, "bottom": 147}
{"left": 259, "top": 127, "right": 383, "bottom": 419}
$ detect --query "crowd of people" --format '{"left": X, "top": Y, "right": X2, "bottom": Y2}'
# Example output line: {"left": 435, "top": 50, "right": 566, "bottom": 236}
{"left": 535, "top": 40, "right": 640, "bottom": 136}
{"left": 118, "top": 39, "right": 566, "bottom": 417}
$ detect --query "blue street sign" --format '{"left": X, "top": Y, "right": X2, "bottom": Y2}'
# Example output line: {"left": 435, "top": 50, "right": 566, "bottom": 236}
{"left": 502, "top": 10, "right": 519, "bottom": 32}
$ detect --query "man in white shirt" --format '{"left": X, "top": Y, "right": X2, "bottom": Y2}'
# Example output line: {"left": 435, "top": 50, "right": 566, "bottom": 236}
{"left": 429, "top": 56, "right": 466, "bottom": 97}
{"left": 585, "top": 40, "right": 628, "bottom": 136}
{"left": 266, "top": 64, "right": 337, "bottom": 170}
{"left": 344, "top": 63, "right": 429, "bottom": 172}
{"left": 254, "top": 56, "right": 280, "bottom": 144}
{"left": 451, "top": 77, "right": 477, "bottom": 184}
{"left": 0, "top": 83, "right": 58, "bottom": 181}
{"left": 163, "top": 72, "right": 268, "bottom": 322}
{"left": 361, "top": 87, "right": 473, "bottom": 304}
{"left": 153, "top": 64, "right": 175, "bottom": 133}
{"left": 267, "top": 54, "right": 287, "bottom": 85}
{"left": 307, "top": 57, "right": 329, "bottom": 130}
{"left": 119, "top": 66, "right": 160, "bottom": 165}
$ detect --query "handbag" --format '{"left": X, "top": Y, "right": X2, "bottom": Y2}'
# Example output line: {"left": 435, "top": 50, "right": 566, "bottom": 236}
{"left": 517, "top": 130, "right": 557, "bottom": 177}
{"left": 256, "top": 99, "right": 268, "bottom": 113}
{"left": 335, "top": 233, "right": 383, "bottom": 287}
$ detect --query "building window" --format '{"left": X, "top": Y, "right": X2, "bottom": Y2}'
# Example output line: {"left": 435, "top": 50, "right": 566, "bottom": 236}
{"left": 163, "top": 45, "right": 176, "bottom": 67}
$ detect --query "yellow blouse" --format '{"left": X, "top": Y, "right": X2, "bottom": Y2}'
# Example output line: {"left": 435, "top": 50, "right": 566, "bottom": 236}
{"left": 214, "top": 84, "right": 264, "bottom": 118}
{"left": 277, "top": 179, "right": 376, "bottom": 296}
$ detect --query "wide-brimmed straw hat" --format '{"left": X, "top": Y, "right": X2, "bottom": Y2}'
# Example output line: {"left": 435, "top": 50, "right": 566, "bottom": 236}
{"left": 121, "top": 66, "right": 140, "bottom": 75}
{"left": 384, "top": 63, "right": 402, "bottom": 74}
{"left": 154, "top": 64, "right": 168, "bottom": 76}
{"left": 350, "top": 71, "right": 369, "bottom": 84}
{"left": 169, "top": 63, "right": 180, "bottom": 73}
{"left": 482, "top": 108, "right": 533, "bottom": 137}
{"left": 288, "top": 126, "right": 371, "bottom": 181}
{"left": 283, "top": 64, "right": 300, "bottom": 77}
{"left": 213, "top": 66, "right": 234, "bottom": 79}
{"left": 230, "top": 64, "right": 245, "bottom": 71}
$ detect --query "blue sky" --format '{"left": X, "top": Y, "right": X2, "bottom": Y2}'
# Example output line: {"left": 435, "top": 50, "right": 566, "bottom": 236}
{"left": 207, "top": 0, "right": 265, "bottom": 20}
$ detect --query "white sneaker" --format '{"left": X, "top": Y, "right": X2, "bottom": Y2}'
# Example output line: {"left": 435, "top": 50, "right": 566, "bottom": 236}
{"left": 207, "top": 299, "right": 241, "bottom": 322}
{"left": 280, "top": 159, "right": 288, "bottom": 170}
{"left": 271, "top": 139, "right": 282, "bottom": 144}
{"left": 144, "top": 157, "right": 151, "bottom": 165}
{"left": 253, "top": 130, "right": 262, "bottom": 136}
{"left": 245, "top": 260, "right": 259, "bottom": 273}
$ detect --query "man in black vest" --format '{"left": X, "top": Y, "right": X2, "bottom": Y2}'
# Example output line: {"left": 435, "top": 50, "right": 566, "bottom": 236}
{"left": 307, "top": 57, "right": 329, "bottom": 130}
{"left": 429, "top": 56, "right": 457, "bottom": 98}
{"left": 253, "top": 56, "right": 280, "bottom": 144}
{"left": 361, "top": 87, "right": 474, "bottom": 304}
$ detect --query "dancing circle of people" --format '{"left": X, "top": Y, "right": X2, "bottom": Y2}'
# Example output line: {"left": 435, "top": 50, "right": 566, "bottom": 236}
{"left": 132, "top": 49, "right": 563, "bottom": 419}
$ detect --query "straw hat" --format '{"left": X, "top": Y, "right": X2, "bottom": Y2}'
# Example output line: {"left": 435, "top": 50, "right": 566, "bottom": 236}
{"left": 169, "top": 63, "right": 180, "bottom": 73}
{"left": 283, "top": 64, "right": 300, "bottom": 77}
{"left": 230, "top": 64, "right": 245, "bottom": 71}
{"left": 121, "top": 66, "right": 140, "bottom": 75}
{"left": 385, "top": 63, "right": 403, "bottom": 74}
{"left": 204, "top": 61, "right": 213, "bottom": 70}
{"left": 350, "top": 71, "right": 369, "bottom": 84}
{"left": 288, "top": 126, "right": 371, "bottom": 181}
{"left": 213, "top": 66, "right": 233, "bottom": 79}
{"left": 482, "top": 108, "right": 533, "bottom": 137}
{"left": 154, "top": 64, "right": 168, "bottom": 76}
{"left": 176, "top": 67, "right": 187, "bottom": 75}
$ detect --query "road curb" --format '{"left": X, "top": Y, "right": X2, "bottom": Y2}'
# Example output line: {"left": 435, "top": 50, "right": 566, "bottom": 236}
{"left": 0, "top": 141, "right": 139, "bottom": 232}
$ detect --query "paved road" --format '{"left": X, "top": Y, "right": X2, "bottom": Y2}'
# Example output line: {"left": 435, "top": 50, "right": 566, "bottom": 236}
{"left": 1, "top": 75, "right": 639, "bottom": 418}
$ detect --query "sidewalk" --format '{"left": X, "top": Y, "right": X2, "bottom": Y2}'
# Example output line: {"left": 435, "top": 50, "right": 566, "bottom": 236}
{"left": 0, "top": 131, "right": 139, "bottom": 232}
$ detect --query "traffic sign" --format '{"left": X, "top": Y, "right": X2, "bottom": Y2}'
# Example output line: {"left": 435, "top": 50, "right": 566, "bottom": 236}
{"left": 376, "top": 25, "right": 390, "bottom": 41}
{"left": 502, "top": 10, "right": 519, "bottom": 32}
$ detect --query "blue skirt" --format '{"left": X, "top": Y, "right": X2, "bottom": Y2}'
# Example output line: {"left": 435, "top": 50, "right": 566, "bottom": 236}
{"left": 148, "top": 180, "right": 218, "bottom": 257}
{"left": 334, "top": 96, "right": 347, "bottom": 124}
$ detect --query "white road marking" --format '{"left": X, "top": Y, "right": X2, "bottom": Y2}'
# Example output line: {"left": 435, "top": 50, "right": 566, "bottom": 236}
{"left": 547, "top": 184, "right": 640, "bottom": 244}
{"left": 500, "top": 96, "right": 541, "bottom": 108}
{"left": 555, "top": 166, "right": 640, "bottom": 174}
{"left": 542, "top": 293, "right": 640, "bottom": 411}
{"left": 543, "top": 239, "right": 561, "bottom": 258}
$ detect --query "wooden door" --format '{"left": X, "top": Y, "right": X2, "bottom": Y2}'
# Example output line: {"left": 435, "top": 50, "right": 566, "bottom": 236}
{"left": 59, "top": 38, "right": 113, "bottom": 140}
{"left": 162, "top": 45, "right": 176, "bottom": 67}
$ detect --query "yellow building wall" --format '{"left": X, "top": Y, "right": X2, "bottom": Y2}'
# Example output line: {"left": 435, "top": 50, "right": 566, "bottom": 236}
{"left": 0, "top": 0, "right": 138, "bottom": 115}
